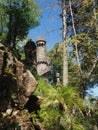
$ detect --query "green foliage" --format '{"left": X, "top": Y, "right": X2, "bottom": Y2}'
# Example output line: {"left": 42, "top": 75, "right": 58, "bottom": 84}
{"left": 4, "top": 68, "right": 16, "bottom": 81}
{"left": 39, "top": 108, "right": 60, "bottom": 130}
{"left": 47, "top": 43, "right": 63, "bottom": 84}
{"left": 48, "top": 0, "right": 98, "bottom": 96}
{"left": 33, "top": 1, "right": 98, "bottom": 128}
{"left": 34, "top": 78, "right": 85, "bottom": 130}
{"left": 16, "top": 39, "right": 28, "bottom": 60}
{"left": 0, "top": 0, "right": 41, "bottom": 48}
{"left": 32, "top": 74, "right": 98, "bottom": 129}
{"left": 69, "top": 33, "right": 98, "bottom": 91}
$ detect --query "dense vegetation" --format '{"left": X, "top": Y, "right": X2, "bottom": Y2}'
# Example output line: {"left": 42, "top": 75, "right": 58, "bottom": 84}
{"left": 0, "top": 0, "right": 41, "bottom": 49}
{"left": 33, "top": 78, "right": 98, "bottom": 130}
{"left": 48, "top": 0, "right": 98, "bottom": 97}
{"left": 0, "top": 0, "right": 98, "bottom": 130}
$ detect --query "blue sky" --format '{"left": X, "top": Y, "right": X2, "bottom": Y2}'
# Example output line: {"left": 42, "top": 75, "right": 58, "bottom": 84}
{"left": 28, "top": 0, "right": 98, "bottom": 97}
{"left": 92, "top": 87, "right": 98, "bottom": 97}
{"left": 28, "top": 0, "right": 62, "bottom": 51}
{"left": 87, "top": 87, "right": 98, "bottom": 97}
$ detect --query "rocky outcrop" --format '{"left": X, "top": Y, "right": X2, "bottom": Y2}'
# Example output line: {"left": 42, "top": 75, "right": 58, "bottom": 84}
{"left": 1, "top": 109, "right": 35, "bottom": 130}
{"left": 0, "top": 41, "right": 37, "bottom": 112}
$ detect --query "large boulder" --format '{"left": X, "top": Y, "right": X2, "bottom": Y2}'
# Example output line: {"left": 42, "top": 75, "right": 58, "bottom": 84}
{"left": 0, "top": 41, "right": 37, "bottom": 111}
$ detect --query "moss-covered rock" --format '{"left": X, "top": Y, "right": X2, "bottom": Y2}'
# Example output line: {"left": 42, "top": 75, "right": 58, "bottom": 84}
{"left": 0, "top": 41, "right": 37, "bottom": 112}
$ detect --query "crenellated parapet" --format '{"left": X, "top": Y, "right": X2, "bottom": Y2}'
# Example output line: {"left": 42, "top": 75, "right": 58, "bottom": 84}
{"left": 36, "top": 37, "right": 46, "bottom": 46}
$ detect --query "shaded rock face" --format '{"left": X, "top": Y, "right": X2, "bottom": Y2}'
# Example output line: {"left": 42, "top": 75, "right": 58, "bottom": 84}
{"left": 24, "top": 40, "right": 36, "bottom": 66}
{"left": 1, "top": 109, "right": 35, "bottom": 130}
{"left": 0, "top": 42, "right": 37, "bottom": 111}
{"left": 25, "top": 95, "right": 40, "bottom": 113}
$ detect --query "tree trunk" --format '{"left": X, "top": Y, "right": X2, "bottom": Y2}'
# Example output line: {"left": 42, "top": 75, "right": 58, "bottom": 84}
{"left": 62, "top": 0, "right": 68, "bottom": 86}
{"left": 6, "top": 0, "right": 12, "bottom": 45}
{"left": 69, "top": 0, "right": 82, "bottom": 73}
{"left": 0, "top": 14, "right": 3, "bottom": 35}
{"left": 12, "top": 23, "right": 17, "bottom": 49}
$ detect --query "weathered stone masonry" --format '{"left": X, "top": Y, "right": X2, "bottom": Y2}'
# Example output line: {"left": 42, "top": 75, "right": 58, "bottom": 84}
{"left": 36, "top": 37, "right": 50, "bottom": 76}
{"left": 24, "top": 37, "right": 50, "bottom": 76}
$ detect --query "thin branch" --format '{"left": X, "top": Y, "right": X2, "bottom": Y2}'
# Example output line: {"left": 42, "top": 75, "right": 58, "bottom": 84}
{"left": 86, "top": 57, "right": 98, "bottom": 79}
{"left": 93, "top": 0, "right": 98, "bottom": 32}
{"left": 69, "top": 0, "right": 82, "bottom": 73}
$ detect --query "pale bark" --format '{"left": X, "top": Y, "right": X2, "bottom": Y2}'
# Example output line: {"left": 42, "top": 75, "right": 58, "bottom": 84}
{"left": 69, "top": 0, "right": 82, "bottom": 73}
{"left": 86, "top": 57, "right": 98, "bottom": 80}
{"left": 62, "top": 0, "right": 68, "bottom": 86}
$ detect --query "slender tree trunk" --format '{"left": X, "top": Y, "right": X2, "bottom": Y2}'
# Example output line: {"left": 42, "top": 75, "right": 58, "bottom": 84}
{"left": 62, "top": 41, "right": 68, "bottom": 86}
{"left": 62, "top": 0, "right": 68, "bottom": 86}
{"left": 6, "top": 0, "right": 12, "bottom": 45}
{"left": 12, "top": 23, "right": 18, "bottom": 49}
{"left": 69, "top": 0, "right": 82, "bottom": 73}
{"left": 0, "top": 14, "right": 3, "bottom": 35}
{"left": 7, "top": 15, "right": 12, "bottom": 44}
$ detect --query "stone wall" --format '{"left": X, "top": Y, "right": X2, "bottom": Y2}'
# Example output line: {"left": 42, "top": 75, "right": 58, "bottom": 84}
{"left": 24, "top": 38, "right": 51, "bottom": 76}
{"left": 0, "top": 41, "right": 37, "bottom": 111}
{"left": 36, "top": 37, "right": 50, "bottom": 76}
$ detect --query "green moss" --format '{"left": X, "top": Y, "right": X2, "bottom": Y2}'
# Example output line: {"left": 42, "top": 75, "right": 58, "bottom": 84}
{"left": 4, "top": 68, "right": 16, "bottom": 80}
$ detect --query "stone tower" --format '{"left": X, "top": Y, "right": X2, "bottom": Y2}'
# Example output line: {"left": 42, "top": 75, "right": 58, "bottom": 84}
{"left": 24, "top": 39, "right": 36, "bottom": 69}
{"left": 36, "top": 37, "right": 50, "bottom": 76}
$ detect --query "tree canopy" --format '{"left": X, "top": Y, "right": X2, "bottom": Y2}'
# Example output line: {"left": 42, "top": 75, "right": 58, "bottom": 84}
{"left": 48, "top": 0, "right": 98, "bottom": 97}
{"left": 0, "top": 0, "right": 41, "bottom": 48}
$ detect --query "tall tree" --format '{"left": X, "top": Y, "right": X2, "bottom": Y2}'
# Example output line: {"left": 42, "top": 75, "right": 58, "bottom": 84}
{"left": 0, "top": 0, "right": 41, "bottom": 48}
{"left": 49, "top": 0, "right": 98, "bottom": 97}
{"left": 68, "top": 0, "right": 98, "bottom": 97}
{"left": 61, "top": 0, "right": 68, "bottom": 86}
{"left": 69, "top": 0, "right": 81, "bottom": 74}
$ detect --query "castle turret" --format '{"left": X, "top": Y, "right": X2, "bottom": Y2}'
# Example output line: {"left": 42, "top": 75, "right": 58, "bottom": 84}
{"left": 36, "top": 37, "right": 50, "bottom": 76}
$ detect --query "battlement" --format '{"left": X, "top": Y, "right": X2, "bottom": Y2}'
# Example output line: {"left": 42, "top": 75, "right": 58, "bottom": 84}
{"left": 36, "top": 37, "right": 46, "bottom": 46}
